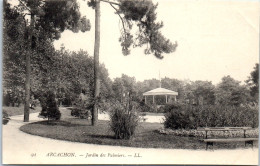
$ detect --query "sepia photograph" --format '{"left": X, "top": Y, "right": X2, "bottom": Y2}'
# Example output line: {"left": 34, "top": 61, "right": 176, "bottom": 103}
{"left": 2, "top": 0, "right": 259, "bottom": 165}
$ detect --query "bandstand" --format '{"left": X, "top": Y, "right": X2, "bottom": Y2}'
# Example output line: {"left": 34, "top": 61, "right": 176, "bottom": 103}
{"left": 143, "top": 87, "right": 178, "bottom": 105}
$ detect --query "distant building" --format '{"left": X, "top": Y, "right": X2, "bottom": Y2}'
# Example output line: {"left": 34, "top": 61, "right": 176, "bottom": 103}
{"left": 143, "top": 87, "right": 178, "bottom": 105}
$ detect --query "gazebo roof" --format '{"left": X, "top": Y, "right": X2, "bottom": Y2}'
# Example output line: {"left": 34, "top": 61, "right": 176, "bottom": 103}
{"left": 143, "top": 87, "right": 178, "bottom": 96}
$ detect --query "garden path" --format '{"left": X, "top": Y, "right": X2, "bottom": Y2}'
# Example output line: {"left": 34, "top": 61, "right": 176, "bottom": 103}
{"left": 98, "top": 112, "right": 165, "bottom": 123}
{"left": 2, "top": 108, "right": 258, "bottom": 165}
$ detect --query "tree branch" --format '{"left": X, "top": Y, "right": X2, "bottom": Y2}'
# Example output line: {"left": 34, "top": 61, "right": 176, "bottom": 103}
{"left": 100, "top": 0, "right": 119, "bottom": 6}
{"left": 18, "top": 0, "right": 32, "bottom": 13}
{"left": 109, "top": 3, "right": 127, "bottom": 36}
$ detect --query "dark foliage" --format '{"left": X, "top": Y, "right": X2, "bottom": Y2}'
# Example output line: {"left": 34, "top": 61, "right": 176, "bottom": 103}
{"left": 164, "top": 104, "right": 259, "bottom": 129}
{"left": 39, "top": 91, "right": 61, "bottom": 121}
{"left": 164, "top": 104, "right": 195, "bottom": 129}
{"left": 109, "top": 103, "right": 139, "bottom": 139}
{"left": 117, "top": 0, "right": 177, "bottom": 58}
{"left": 138, "top": 103, "right": 153, "bottom": 112}
{"left": 3, "top": 90, "right": 23, "bottom": 107}
{"left": 71, "top": 92, "right": 93, "bottom": 119}
{"left": 2, "top": 111, "right": 10, "bottom": 125}
{"left": 246, "top": 63, "right": 259, "bottom": 102}
{"left": 70, "top": 108, "right": 91, "bottom": 119}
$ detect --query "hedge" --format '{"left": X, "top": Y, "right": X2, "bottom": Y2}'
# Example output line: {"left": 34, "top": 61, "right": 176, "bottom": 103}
{"left": 164, "top": 104, "right": 258, "bottom": 129}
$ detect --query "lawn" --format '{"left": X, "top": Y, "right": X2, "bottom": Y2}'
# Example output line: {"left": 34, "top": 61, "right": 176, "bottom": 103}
{"left": 19, "top": 108, "right": 257, "bottom": 150}
{"left": 3, "top": 106, "right": 41, "bottom": 116}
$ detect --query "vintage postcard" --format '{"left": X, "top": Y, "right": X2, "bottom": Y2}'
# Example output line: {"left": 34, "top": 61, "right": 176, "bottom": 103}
{"left": 2, "top": 0, "right": 259, "bottom": 165}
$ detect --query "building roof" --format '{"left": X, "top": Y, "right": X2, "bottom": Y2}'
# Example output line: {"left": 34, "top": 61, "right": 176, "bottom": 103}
{"left": 143, "top": 88, "right": 178, "bottom": 96}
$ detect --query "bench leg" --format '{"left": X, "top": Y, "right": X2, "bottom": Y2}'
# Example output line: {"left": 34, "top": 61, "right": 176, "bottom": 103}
{"left": 206, "top": 142, "right": 213, "bottom": 150}
{"left": 245, "top": 140, "right": 254, "bottom": 149}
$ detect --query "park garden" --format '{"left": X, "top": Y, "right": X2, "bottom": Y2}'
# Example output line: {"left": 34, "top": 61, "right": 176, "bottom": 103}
{"left": 3, "top": 0, "right": 259, "bottom": 150}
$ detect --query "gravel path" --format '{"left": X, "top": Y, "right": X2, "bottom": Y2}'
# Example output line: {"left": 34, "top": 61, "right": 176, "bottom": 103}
{"left": 2, "top": 108, "right": 258, "bottom": 165}
{"left": 98, "top": 112, "right": 165, "bottom": 123}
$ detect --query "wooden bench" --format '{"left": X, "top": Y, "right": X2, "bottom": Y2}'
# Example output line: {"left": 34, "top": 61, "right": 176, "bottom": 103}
{"left": 197, "top": 127, "right": 258, "bottom": 150}
{"left": 203, "top": 138, "right": 258, "bottom": 150}
{"left": 197, "top": 127, "right": 253, "bottom": 138}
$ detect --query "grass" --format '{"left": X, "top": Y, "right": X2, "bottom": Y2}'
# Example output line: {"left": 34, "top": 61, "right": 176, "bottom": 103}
{"left": 3, "top": 106, "right": 41, "bottom": 116}
{"left": 19, "top": 108, "right": 258, "bottom": 150}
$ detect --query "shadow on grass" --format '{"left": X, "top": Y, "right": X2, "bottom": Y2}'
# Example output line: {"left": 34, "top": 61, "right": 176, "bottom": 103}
{"left": 31, "top": 120, "right": 91, "bottom": 127}
{"left": 89, "top": 134, "right": 116, "bottom": 139}
{"left": 20, "top": 118, "right": 256, "bottom": 149}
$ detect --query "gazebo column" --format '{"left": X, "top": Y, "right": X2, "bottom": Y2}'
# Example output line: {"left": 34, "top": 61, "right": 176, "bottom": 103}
{"left": 153, "top": 95, "right": 155, "bottom": 104}
{"left": 174, "top": 95, "right": 176, "bottom": 101}
{"left": 165, "top": 95, "right": 168, "bottom": 103}
{"left": 144, "top": 96, "right": 147, "bottom": 104}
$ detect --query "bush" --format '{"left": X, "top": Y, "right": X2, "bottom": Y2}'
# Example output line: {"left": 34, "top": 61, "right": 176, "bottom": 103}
{"left": 109, "top": 102, "right": 139, "bottom": 139}
{"left": 39, "top": 91, "right": 61, "bottom": 121}
{"left": 71, "top": 92, "right": 92, "bottom": 119}
{"left": 71, "top": 108, "right": 80, "bottom": 117}
{"left": 158, "top": 102, "right": 183, "bottom": 113}
{"left": 164, "top": 104, "right": 195, "bottom": 129}
{"left": 3, "top": 90, "right": 23, "bottom": 107}
{"left": 139, "top": 102, "right": 183, "bottom": 113}
{"left": 164, "top": 104, "right": 259, "bottom": 130}
{"left": 138, "top": 103, "right": 160, "bottom": 112}
{"left": 2, "top": 111, "right": 10, "bottom": 125}
{"left": 70, "top": 108, "right": 91, "bottom": 119}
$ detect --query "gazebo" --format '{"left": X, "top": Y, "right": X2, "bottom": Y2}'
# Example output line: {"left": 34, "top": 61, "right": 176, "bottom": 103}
{"left": 143, "top": 87, "right": 178, "bottom": 104}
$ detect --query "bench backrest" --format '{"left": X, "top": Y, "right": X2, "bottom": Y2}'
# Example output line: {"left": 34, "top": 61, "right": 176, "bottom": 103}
{"left": 197, "top": 127, "right": 253, "bottom": 131}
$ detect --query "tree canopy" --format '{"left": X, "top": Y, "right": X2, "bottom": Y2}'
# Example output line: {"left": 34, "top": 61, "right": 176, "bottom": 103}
{"left": 118, "top": 0, "right": 177, "bottom": 58}
{"left": 246, "top": 63, "right": 259, "bottom": 101}
{"left": 6, "top": 0, "right": 91, "bottom": 121}
{"left": 88, "top": 0, "right": 177, "bottom": 58}
{"left": 18, "top": 0, "right": 91, "bottom": 40}
{"left": 3, "top": 0, "right": 258, "bottom": 121}
{"left": 215, "top": 76, "right": 251, "bottom": 106}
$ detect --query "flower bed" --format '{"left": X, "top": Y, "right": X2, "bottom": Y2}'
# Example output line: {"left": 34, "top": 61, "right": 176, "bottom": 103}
{"left": 157, "top": 128, "right": 259, "bottom": 138}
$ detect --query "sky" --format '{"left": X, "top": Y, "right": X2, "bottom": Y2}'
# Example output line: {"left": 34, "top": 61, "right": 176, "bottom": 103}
{"left": 53, "top": 0, "right": 259, "bottom": 85}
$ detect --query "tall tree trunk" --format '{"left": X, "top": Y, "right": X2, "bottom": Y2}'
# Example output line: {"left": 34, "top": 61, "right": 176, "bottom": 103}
{"left": 24, "top": 13, "right": 35, "bottom": 122}
{"left": 92, "top": 0, "right": 101, "bottom": 126}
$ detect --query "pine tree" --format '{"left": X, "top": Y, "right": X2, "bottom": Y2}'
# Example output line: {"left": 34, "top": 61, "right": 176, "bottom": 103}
{"left": 10, "top": 0, "right": 91, "bottom": 122}
{"left": 87, "top": 0, "right": 178, "bottom": 125}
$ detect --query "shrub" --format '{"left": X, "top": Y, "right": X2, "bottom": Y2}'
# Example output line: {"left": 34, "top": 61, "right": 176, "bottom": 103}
{"left": 2, "top": 111, "right": 10, "bottom": 125}
{"left": 3, "top": 90, "right": 23, "bottom": 107}
{"left": 39, "top": 91, "right": 61, "bottom": 121}
{"left": 71, "top": 93, "right": 92, "bottom": 119}
{"left": 160, "top": 102, "right": 183, "bottom": 113}
{"left": 71, "top": 108, "right": 80, "bottom": 117}
{"left": 140, "top": 102, "right": 183, "bottom": 113}
{"left": 164, "top": 104, "right": 259, "bottom": 130}
{"left": 164, "top": 104, "right": 195, "bottom": 129}
{"left": 109, "top": 102, "right": 139, "bottom": 139}
{"left": 138, "top": 103, "right": 152, "bottom": 112}
{"left": 70, "top": 107, "right": 91, "bottom": 119}
{"left": 194, "top": 105, "right": 259, "bottom": 128}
